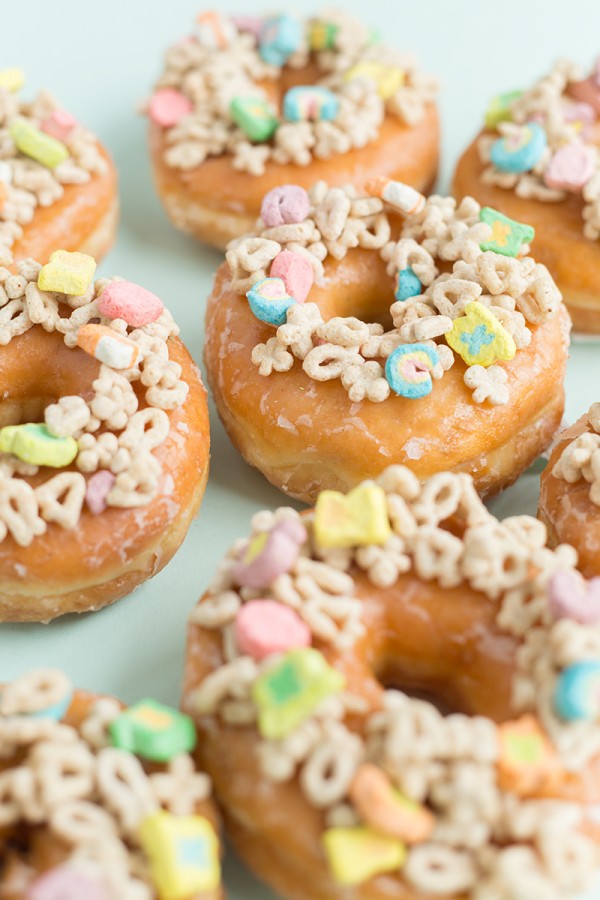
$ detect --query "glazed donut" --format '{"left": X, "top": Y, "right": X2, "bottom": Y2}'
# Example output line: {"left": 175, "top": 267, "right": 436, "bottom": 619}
{"left": 452, "top": 57, "right": 600, "bottom": 333}
{"left": 183, "top": 466, "right": 600, "bottom": 900}
{"left": 539, "top": 404, "right": 600, "bottom": 577}
{"left": 205, "top": 178, "right": 569, "bottom": 504}
{"left": 0, "top": 253, "right": 209, "bottom": 622}
{"left": 0, "top": 668, "right": 222, "bottom": 899}
{"left": 0, "top": 74, "right": 117, "bottom": 268}
{"left": 146, "top": 10, "right": 439, "bottom": 249}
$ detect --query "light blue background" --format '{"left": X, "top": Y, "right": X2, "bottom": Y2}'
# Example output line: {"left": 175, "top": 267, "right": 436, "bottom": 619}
{"left": 2, "top": 2, "right": 600, "bottom": 896}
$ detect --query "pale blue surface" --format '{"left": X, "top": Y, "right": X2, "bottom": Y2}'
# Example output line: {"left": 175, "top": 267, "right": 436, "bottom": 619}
{"left": 2, "top": 1, "right": 600, "bottom": 897}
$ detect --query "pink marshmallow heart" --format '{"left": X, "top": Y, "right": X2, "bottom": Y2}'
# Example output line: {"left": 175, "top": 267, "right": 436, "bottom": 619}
{"left": 548, "top": 570, "right": 600, "bottom": 625}
{"left": 85, "top": 470, "right": 116, "bottom": 515}
{"left": 235, "top": 599, "right": 311, "bottom": 660}
{"left": 40, "top": 110, "right": 77, "bottom": 142}
{"left": 261, "top": 185, "right": 310, "bottom": 227}
{"left": 544, "top": 143, "right": 596, "bottom": 192}
{"left": 98, "top": 280, "right": 164, "bottom": 327}
{"left": 149, "top": 88, "right": 193, "bottom": 128}
{"left": 28, "top": 865, "right": 107, "bottom": 900}
{"left": 233, "top": 520, "right": 307, "bottom": 589}
{"left": 231, "top": 15, "right": 263, "bottom": 38}
{"left": 270, "top": 250, "right": 313, "bottom": 303}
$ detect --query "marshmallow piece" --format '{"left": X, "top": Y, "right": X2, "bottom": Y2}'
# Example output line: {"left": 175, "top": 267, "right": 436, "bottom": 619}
{"left": 149, "top": 88, "right": 193, "bottom": 128}
{"left": 497, "top": 716, "right": 560, "bottom": 796}
{"left": 258, "top": 14, "right": 301, "bottom": 66}
{"left": 260, "top": 184, "right": 310, "bottom": 227}
{"left": 479, "top": 207, "right": 534, "bottom": 257}
{"left": 110, "top": 699, "right": 196, "bottom": 763}
{"left": 314, "top": 483, "right": 391, "bottom": 549}
{"left": 385, "top": 343, "right": 439, "bottom": 399}
{"left": 365, "top": 177, "right": 425, "bottom": 216}
{"left": 196, "top": 10, "right": 238, "bottom": 49}
{"left": 235, "top": 599, "right": 311, "bottom": 660}
{"left": 233, "top": 519, "right": 307, "bottom": 589}
{"left": 77, "top": 324, "right": 142, "bottom": 370}
{"left": 270, "top": 250, "right": 313, "bottom": 302}
{"left": 28, "top": 865, "right": 107, "bottom": 900}
{"left": 446, "top": 301, "right": 516, "bottom": 367}
{"left": 283, "top": 86, "right": 339, "bottom": 122}
{"left": 0, "top": 423, "right": 77, "bottom": 468}
{"left": 543, "top": 142, "right": 596, "bottom": 192}
{"left": 139, "top": 811, "right": 221, "bottom": 897}
{"left": 554, "top": 661, "right": 600, "bottom": 722}
{"left": 344, "top": 62, "right": 404, "bottom": 99}
{"left": 98, "top": 280, "right": 164, "bottom": 326}
{"left": 40, "top": 109, "right": 78, "bottom": 142}
{"left": 230, "top": 97, "right": 279, "bottom": 143}
{"left": 252, "top": 648, "right": 344, "bottom": 740}
{"left": 0, "top": 68, "right": 24, "bottom": 92}
{"left": 246, "top": 277, "right": 296, "bottom": 327}
{"left": 0, "top": 669, "right": 73, "bottom": 720}
{"left": 10, "top": 118, "right": 69, "bottom": 169}
{"left": 548, "top": 570, "right": 600, "bottom": 625}
{"left": 85, "top": 470, "right": 116, "bottom": 515}
{"left": 38, "top": 250, "right": 96, "bottom": 296}
{"left": 490, "top": 122, "right": 547, "bottom": 174}
{"left": 308, "top": 19, "right": 339, "bottom": 51}
{"left": 322, "top": 827, "right": 406, "bottom": 886}
{"left": 349, "top": 764, "right": 435, "bottom": 843}
{"left": 230, "top": 15, "right": 263, "bottom": 38}
{"left": 395, "top": 267, "right": 422, "bottom": 302}
{"left": 484, "top": 90, "right": 522, "bottom": 128}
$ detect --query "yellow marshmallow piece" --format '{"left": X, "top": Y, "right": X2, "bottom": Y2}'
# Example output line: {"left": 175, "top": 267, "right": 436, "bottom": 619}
{"left": 313, "top": 483, "right": 391, "bottom": 548}
{"left": 446, "top": 301, "right": 516, "bottom": 368}
{"left": 139, "top": 810, "right": 220, "bottom": 899}
{"left": 0, "top": 423, "right": 77, "bottom": 468}
{"left": 344, "top": 62, "right": 404, "bottom": 99}
{"left": 322, "top": 826, "right": 406, "bottom": 886}
{"left": 38, "top": 250, "right": 97, "bottom": 296}
{"left": 0, "top": 68, "right": 25, "bottom": 92}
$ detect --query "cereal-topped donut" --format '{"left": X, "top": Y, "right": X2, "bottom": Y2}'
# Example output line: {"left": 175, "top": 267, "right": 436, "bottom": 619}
{"left": 183, "top": 466, "right": 600, "bottom": 900}
{"left": 0, "top": 252, "right": 210, "bottom": 622}
{"left": 0, "top": 71, "right": 117, "bottom": 267}
{"left": 145, "top": 10, "right": 439, "bottom": 249}
{"left": 539, "top": 403, "right": 600, "bottom": 578}
{"left": 453, "top": 57, "right": 600, "bottom": 332}
{"left": 205, "top": 178, "right": 569, "bottom": 503}
{"left": 0, "top": 668, "right": 223, "bottom": 898}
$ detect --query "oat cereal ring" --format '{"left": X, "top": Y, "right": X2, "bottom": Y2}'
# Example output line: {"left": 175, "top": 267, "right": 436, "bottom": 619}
{"left": 183, "top": 467, "right": 600, "bottom": 900}
{"left": 453, "top": 56, "right": 600, "bottom": 333}
{"left": 205, "top": 180, "right": 569, "bottom": 503}
{"left": 0, "top": 252, "right": 209, "bottom": 621}
{"left": 0, "top": 670, "right": 223, "bottom": 898}
{"left": 145, "top": 10, "right": 439, "bottom": 249}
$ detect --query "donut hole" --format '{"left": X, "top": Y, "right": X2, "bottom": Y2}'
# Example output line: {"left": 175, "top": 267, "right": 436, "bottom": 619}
{"left": 313, "top": 247, "right": 397, "bottom": 330}
{"left": 375, "top": 659, "right": 463, "bottom": 717}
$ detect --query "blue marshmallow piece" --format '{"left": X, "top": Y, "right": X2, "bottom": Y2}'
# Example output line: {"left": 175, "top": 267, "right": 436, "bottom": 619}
{"left": 385, "top": 343, "right": 439, "bottom": 400}
{"left": 259, "top": 15, "right": 301, "bottom": 66}
{"left": 247, "top": 277, "right": 297, "bottom": 326}
{"left": 395, "top": 267, "right": 422, "bottom": 302}
{"left": 554, "top": 661, "right": 600, "bottom": 722}
{"left": 490, "top": 122, "right": 547, "bottom": 174}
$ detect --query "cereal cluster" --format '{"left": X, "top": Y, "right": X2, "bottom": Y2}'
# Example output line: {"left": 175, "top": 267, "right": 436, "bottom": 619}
{"left": 148, "top": 10, "right": 437, "bottom": 175}
{"left": 0, "top": 81, "right": 106, "bottom": 264}
{"left": 0, "top": 669, "right": 219, "bottom": 898}
{"left": 553, "top": 402, "right": 600, "bottom": 504}
{"left": 186, "top": 466, "right": 600, "bottom": 897}
{"left": 478, "top": 58, "right": 600, "bottom": 238}
{"left": 0, "top": 255, "right": 188, "bottom": 546}
{"left": 226, "top": 180, "right": 562, "bottom": 407}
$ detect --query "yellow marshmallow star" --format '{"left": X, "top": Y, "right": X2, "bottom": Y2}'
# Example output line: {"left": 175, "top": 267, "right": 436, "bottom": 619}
{"left": 446, "top": 301, "right": 516, "bottom": 368}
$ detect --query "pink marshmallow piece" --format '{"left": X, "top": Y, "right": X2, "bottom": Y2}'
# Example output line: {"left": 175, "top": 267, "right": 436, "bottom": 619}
{"left": 270, "top": 250, "right": 313, "bottom": 303}
{"left": 230, "top": 15, "right": 263, "bottom": 38}
{"left": 98, "top": 280, "right": 164, "bottom": 327}
{"left": 40, "top": 109, "right": 78, "bottom": 142}
{"left": 149, "top": 88, "right": 193, "bottom": 128}
{"left": 548, "top": 570, "right": 600, "bottom": 625}
{"left": 233, "top": 520, "right": 306, "bottom": 589}
{"left": 544, "top": 142, "right": 596, "bottom": 192}
{"left": 86, "top": 470, "right": 116, "bottom": 516}
{"left": 28, "top": 864, "right": 107, "bottom": 900}
{"left": 261, "top": 185, "right": 310, "bottom": 227}
{"left": 235, "top": 599, "right": 311, "bottom": 660}
{"left": 276, "top": 516, "right": 308, "bottom": 545}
